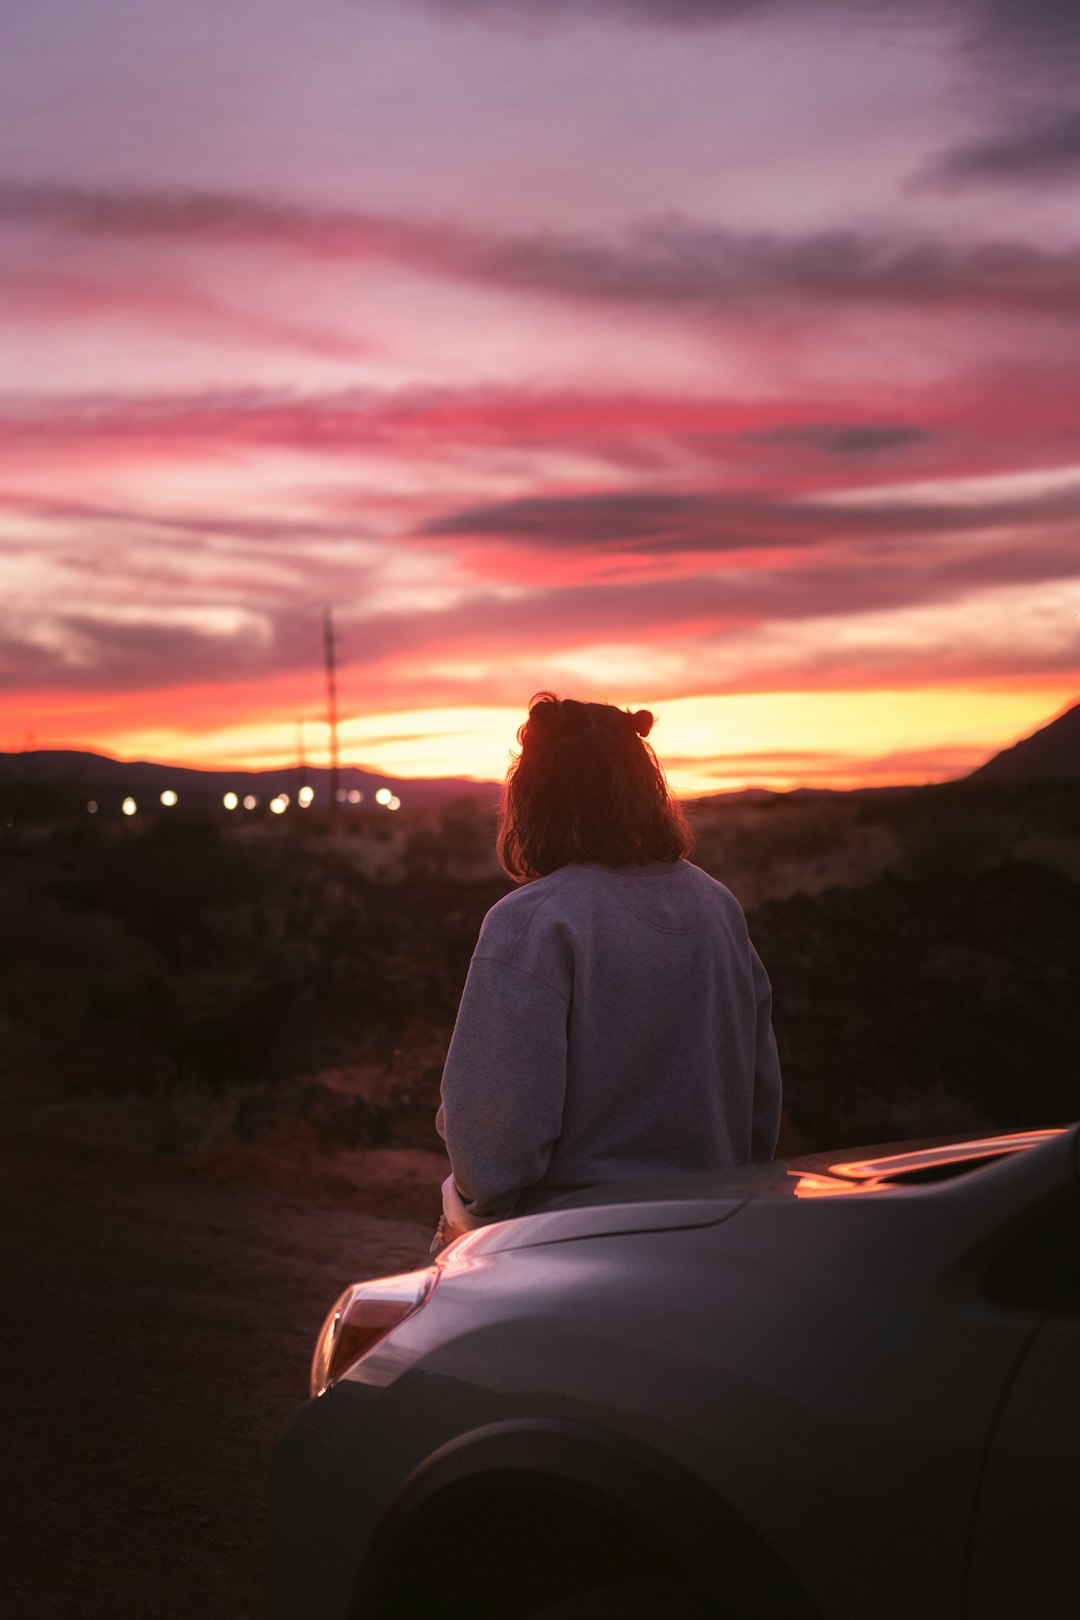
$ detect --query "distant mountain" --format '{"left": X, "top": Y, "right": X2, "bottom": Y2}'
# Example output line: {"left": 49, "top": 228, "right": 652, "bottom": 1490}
{"left": 967, "top": 702, "right": 1080, "bottom": 784}
{"left": 0, "top": 749, "right": 501, "bottom": 813}
{"left": 688, "top": 783, "right": 924, "bottom": 810}
{"left": 688, "top": 786, "right": 780, "bottom": 809}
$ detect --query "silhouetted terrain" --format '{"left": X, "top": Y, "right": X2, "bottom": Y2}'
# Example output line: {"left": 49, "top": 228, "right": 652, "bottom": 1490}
{"left": 968, "top": 699, "right": 1080, "bottom": 783}
{"left": 0, "top": 747, "right": 501, "bottom": 818}
{"left": 3, "top": 776, "right": 1077, "bottom": 1154}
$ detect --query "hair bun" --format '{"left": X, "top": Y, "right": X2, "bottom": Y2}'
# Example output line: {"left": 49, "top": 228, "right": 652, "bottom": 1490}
{"left": 527, "top": 692, "right": 561, "bottom": 730}
{"left": 630, "top": 709, "right": 654, "bottom": 737}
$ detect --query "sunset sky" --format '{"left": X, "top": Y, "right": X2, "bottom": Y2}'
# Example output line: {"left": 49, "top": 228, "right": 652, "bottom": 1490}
{"left": 3, "top": 0, "right": 1079, "bottom": 793}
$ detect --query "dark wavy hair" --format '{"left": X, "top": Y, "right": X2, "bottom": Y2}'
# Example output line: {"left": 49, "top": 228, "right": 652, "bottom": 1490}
{"left": 497, "top": 692, "right": 693, "bottom": 882}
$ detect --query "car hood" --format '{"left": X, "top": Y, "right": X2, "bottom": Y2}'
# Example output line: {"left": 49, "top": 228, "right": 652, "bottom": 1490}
{"left": 451, "top": 1125, "right": 1072, "bottom": 1255}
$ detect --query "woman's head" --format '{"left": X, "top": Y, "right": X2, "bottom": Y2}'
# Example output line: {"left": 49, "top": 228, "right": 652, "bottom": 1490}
{"left": 497, "top": 691, "right": 693, "bottom": 881}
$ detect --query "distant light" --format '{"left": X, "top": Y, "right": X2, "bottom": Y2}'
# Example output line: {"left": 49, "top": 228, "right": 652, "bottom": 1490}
{"left": 387, "top": 794, "right": 401, "bottom": 811}
{"left": 347, "top": 789, "right": 362, "bottom": 805}
{"left": 160, "top": 789, "right": 178, "bottom": 807}
{"left": 87, "top": 800, "right": 98, "bottom": 814}
{"left": 298, "top": 785, "right": 314, "bottom": 807}
{"left": 122, "top": 797, "right": 137, "bottom": 817}
{"left": 223, "top": 792, "right": 239, "bottom": 811}
{"left": 375, "top": 788, "right": 392, "bottom": 806}
{"left": 243, "top": 794, "right": 257, "bottom": 810}
{"left": 277, "top": 792, "right": 290, "bottom": 807}
{"left": 335, "top": 788, "right": 348, "bottom": 803}
{"left": 269, "top": 796, "right": 287, "bottom": 815}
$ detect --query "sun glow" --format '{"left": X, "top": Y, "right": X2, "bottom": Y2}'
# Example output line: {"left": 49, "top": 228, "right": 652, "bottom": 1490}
{"left": 32, "top": 681, "right": 1072, "bottom": 797}
{"left": 641, "top": 686, "right": 1074, "bottom": 793}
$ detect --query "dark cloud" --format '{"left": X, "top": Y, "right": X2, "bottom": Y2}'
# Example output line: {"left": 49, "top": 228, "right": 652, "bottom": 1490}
{"left": 424, "top": 491, "right": 732, "bottom": 545}
{"left": 0, "top": 632, "right": 63, "bottom": 692}
{"left": 420, "top": 482, "right": 1080, "bottom": 551}
{"left": 916, "top": 4, "right": 1080, "bottom": 190}
{"left": 0, "top": 596, "right": 347, "bottom": 697}
{"left": 965, "top": 0, "right": 1080, "bottom": 70}
{"left": 744, "top": 424, "right": 935, "bottom": 456}
{"left": 461, "top": 217, "right": 1080, "bottom": 318}
{"left": 0, "top": 618, "right": 265, "bottom": 695}
{"left": 0, "top": 182, "right": 424, "bottom": 258}
{"left": 6, "top": 183, "right": 1080, "bottom": 319}
{"left": 918, "top": 109, "right": 1080, "bottom": 189}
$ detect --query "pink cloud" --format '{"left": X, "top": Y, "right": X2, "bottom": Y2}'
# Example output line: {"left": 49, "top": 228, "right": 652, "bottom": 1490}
{"left": 0, "top": 266, "right": 369, "bottom": 359}
{"left": 6, "top": 182, "right": 1080, "bottom": 323}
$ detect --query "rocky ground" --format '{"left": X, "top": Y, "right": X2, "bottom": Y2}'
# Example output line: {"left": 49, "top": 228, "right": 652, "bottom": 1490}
{"left": 1, "top": 1098, "right": 445, "bottom": 1620}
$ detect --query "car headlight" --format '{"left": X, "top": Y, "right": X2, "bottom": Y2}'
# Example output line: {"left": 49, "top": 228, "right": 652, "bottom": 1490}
{"left": 310, "top": 1268, "right": 438, "bottom": 1398}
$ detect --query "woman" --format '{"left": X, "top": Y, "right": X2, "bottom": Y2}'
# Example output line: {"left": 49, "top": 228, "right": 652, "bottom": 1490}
{"left": 434, "top": 692, "right": 781, "bottom": 1249}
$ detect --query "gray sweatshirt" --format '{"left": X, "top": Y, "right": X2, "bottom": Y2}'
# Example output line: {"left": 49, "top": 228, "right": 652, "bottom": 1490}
{"left": 437, "top": 858, "right": 782, "bottom": 1221}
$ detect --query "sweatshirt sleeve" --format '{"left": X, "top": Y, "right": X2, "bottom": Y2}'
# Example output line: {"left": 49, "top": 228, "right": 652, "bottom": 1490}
{"left": 437, "top": 953, "right": 569, "bottom": 1223}
{"left": 750, "top": 945, "right": 783, "bottom": 1161}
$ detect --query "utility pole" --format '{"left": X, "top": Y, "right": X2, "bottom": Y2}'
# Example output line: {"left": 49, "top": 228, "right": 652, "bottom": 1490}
{"left": 323, "top": 608, "right": 340, "bottom": 811}
{"left": 295, "top": 717, "right": 306, "bottom": 797}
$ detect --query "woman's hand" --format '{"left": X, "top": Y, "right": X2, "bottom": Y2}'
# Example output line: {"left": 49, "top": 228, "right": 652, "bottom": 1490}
{"left": 430, "top": 1174, "right": 476, "bottom": 1253}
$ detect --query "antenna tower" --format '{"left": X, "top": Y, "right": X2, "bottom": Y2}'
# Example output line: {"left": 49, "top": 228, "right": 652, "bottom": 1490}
{"left": 323, "top": 608, "right": 340, "bottom": 810}
{"left": 295, "top": 717, "right": 306, "bottom": 796}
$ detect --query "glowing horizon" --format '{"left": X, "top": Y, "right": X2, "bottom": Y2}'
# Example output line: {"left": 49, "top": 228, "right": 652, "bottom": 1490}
{"left": 16, "top": 684, "right": 1075, "bottom": 799}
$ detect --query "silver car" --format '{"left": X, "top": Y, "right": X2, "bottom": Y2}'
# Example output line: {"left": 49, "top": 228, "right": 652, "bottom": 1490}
{"left": 269, "top": 1125, "right": 1078, "bottom": 1620}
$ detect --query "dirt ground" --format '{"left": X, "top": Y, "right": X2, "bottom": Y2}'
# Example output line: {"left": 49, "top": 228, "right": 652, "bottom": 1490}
{"left": 1, "top": 1100, "right": 445, "bottom": 1620}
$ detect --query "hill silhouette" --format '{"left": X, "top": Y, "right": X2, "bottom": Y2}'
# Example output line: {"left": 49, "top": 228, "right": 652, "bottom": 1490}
{"left": 968, "top": 701, "right": 1080, "bottom": 783}
{"left": 0, "top": 748, "right": 501, "bottom": 816}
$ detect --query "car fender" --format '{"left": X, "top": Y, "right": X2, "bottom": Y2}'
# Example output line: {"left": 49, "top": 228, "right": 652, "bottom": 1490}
{"left": 357, "top": 1415, "right": 816, "bottom": 1613}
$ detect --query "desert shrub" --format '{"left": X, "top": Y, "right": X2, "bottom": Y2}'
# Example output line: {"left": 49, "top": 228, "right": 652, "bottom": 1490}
{"left": 0, "top": 818, "right": 508, "bottom": 1100}
{"left": 750, "top": 861, "right": 1080, "bottom": 1148}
